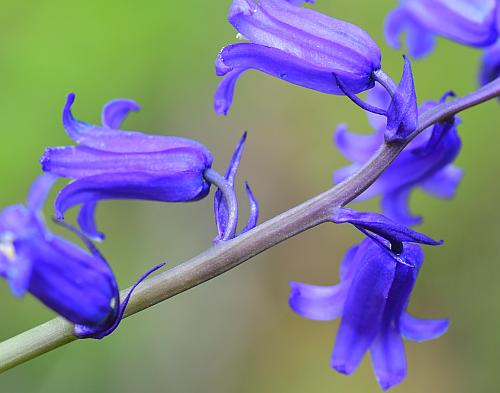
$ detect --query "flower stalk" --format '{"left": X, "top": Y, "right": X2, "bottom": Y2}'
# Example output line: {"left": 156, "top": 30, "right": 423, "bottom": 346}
{"left": 0, "top": 77, "right": 498, "bottom": 374}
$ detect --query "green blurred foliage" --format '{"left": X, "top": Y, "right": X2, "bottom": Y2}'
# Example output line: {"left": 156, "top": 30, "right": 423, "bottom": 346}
{"left": 0, "top": 1, "right": 498, "bottom": 392}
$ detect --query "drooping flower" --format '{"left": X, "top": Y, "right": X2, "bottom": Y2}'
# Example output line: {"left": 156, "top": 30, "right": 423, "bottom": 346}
{"left": 289, "top": 238, "right": 448, "bottom": 390}
{"left": 213, "top": 132, "right": 259, "bottom": 243}
{"left": 385, "top": 0, "right": 498, "bottom": 59}
{"left": 480, "top": 40, "right": 500, "bottom": 86}
{"left": 214, "top": 0, "right": 382, "bottom": 115}
{"left": 41, "top": 94, "right": 217, "bottom": 240}
{"left": 0, "top": 175, "right": 163, "bottom": 339}
{"left": 334, "top": 87, "right": 463, "bottom": 226}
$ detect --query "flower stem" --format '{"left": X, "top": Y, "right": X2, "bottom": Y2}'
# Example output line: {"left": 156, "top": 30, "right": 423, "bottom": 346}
{"left": 0, "top": 77, "right": 498, "bottom": 374}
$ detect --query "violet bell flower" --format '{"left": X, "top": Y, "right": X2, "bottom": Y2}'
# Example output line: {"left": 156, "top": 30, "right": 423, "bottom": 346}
{"left": 385, "top": 0, "right": 498, "bottom": 59}
{"left": 41, "top": 94, "right": 238, "bottom": 241}
{"left": 0, "top": 175, "right": 164, "bottom": 339}
{"left": 334, "top": 87, "right": 463, "bottom": 226}
{"left": 214, "top": 0, "right": 382, "bottom": 116}
{"left": 289, "top": 238, "right": 449, "bottom": 390}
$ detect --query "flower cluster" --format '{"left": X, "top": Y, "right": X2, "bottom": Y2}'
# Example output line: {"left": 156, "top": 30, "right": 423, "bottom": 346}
{"left": 2, "top": 94, "right": 257, "bottom": 339}
{"left": 210, "top": 0, "right": 467, "bottom": 390}
{"left": 386, "top": 0, "right": 500, "bottom": 85}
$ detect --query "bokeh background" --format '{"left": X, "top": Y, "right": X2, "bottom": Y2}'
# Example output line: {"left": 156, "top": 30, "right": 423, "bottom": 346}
{"left": 0, "top": 1, "right": 498, "bottom": 392}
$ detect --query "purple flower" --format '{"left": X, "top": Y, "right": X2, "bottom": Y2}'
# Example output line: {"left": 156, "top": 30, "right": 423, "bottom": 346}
{"left": 334, "top": 87, "right": 463, "bottom": 226}
{"left": 289, "top": 238, "right": 448, "bottom": 390}
{"left": 214, "top": 0, "right": 382, "bottom": 115}
{"left": 385, "top": 0, "right": 498, "bottom": 58}
{"left": 480, "top": 40, "right": 500, "bottom": 86}
{"left": 0, "top": 175, "right": 163, "bottom": 339}
{"left": 41, "top": 94, "right": 215, "bottom": 240}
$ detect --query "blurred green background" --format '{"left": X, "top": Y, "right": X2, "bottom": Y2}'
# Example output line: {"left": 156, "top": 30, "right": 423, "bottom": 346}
{"left": 0, "top": 1, "right": 498, "bottom": 392}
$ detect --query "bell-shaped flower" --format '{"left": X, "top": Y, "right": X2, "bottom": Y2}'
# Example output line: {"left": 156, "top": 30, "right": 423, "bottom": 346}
{"left": 214, "top": 0, "right": 382, "bottom": 115}
{"left": 334, "top": 87, "right": 463, "bottom": 226}
{"left": 0, "top": 175, "right": 163, "bottom": 339}
{"left": 289, "top": 238, "right": 448, "bottom": 390}
{"left": 385, "top": 0, "right": 498, "bottom": 58}
{"left": 41, "top": 94, "right": 215, "bottom": 240}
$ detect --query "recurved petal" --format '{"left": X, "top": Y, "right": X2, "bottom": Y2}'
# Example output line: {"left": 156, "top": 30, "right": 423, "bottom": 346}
{"left": 101, "top": 99, "right": 140, "bottom": 129}
{"left": 370, "top": 325, "right": 407, "bottom": 391}
{"left": 27, "top": 174, "right": 58, "bottom": 212}
{"left": 214, "top": 69, "right": 246, "bottom": 116}
{"left": 78, "top": 202, "right": 105, "bottom": 241}
{"left": 54, "top": 171, "right": 210, "bottom": 219}
{"left": 385, "top": 7, "right": 435, "bottom": 58}
{"left": 400, "top": 313, "right": 449, "bottom": 342}
{"left": 63, "top": 94, "right": 213, "bottom": 157}
{"left": 385, "top": 56, "right": 418, "bottom": 142}
{"left": 289, "top": 281, "right": 346, "bottom": 321}
{"left": 420, "top": 164, "right": 463, "bottom": 199}
{"left": 381, "top": 187, "right": 422, "bottom": 227}
{"left": 334, "top": 124, "right": 383, "bottom": 164}
{"left": 331, "top": 245, "right": 396, "bottom": 375}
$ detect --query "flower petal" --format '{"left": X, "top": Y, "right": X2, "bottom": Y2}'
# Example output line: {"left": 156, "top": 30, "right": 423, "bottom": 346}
{"left": 479, "top": 40, "right": 500, "bottom": 86}
{"left": 331, "top": 243, "right": 396, "bottom": 375}
{"left": 381, "top": 187, "right": 422, "bottom": 227}
{"left": 366, "top": 85, "right": 392, "bottom": 130}
{"left": 370, "top": 325, "right": 407, "bottom": 391}
{"left": 289, "top": 281, "right": 346, "bottom": 321}
{"left": 385, "top": 56, "right": 418, "bottom": 142}
{"left": 101, "top": 99, "right": 140, "bottom": 129}
{"left": 63, "top": 94, "right": 212, "bottom": 156}
{"left": 6, "top": 254, "right": 32, "bottom": 297}
{"left": 214, "top": 69, "right": 246, "bottom": 116}
{"left": 27, "top": 174, "right": 58, "bottom": 212}
{"left": 334, "top": 124, "right": 383, "bottom": 164}
{"left": 400, "top": 313, "right": 449, "bottom": 342}
{"left": 385, "top": 7, "right": 435, "bottom": 58}
{"left": 77, "top": 202, "right": 105, "bottom": 241}
{"left": 420, "top": 164, "right": 463, "bottom": 199}
{"left": 54, "top": 171, "right": 210, "bottom": 220}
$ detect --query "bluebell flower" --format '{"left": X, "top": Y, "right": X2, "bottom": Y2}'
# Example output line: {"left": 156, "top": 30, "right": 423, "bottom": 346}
{"left": 334, "top": 87, "right": 463, "bottom": 226}
{"left": 213, "top": 132, "right": 259, "bottom": 243}
{"left": 289, "top": 238, "right": 448, "bottom": 390}
{"left": 480, "top": 40, "right": 500, "bottom": 86}
{"left": 0, "top": 175, "right": 163, "bottom": 339}
{"left": 385, "top": 0, "right": 498, "bottom": 59}
{"left": 214, "top": 0, "right": 382, "bottom": 115}
{"left": 41, "top": 93, "right": 215, "bottom": 240}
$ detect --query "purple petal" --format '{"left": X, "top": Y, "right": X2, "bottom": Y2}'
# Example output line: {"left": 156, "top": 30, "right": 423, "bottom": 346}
{"left": 339, "top": 243, "right": 360, "bottom": 282}
{"left": 54, "top": 171, "right": 210, "bottom": 220}
{"left": 214, "top": 69, "right": 246, "bottom": 116}
{"left": 78, "top": 202, "right": 105, "bottom": 241}
{"left": 62, "top": 94, "right": 213, "bottom": 157}
{"left": 286, "top": 0, "right": 314, "bottom": 4}
{"left": 332, "top": 208, "right": 442, "bottom": 248}
{"left": 214, "top": 132, "right": 247, "bottom": 240}
{"left": 420, "top": 165, "right": 463, "bottom": 199}
{"left": 101, "top": 99, "right": 140, "bottom": 129}
{"left": 370, "top": 325, "right": 407, "bottom": 391}
{"left": 334, "top": 124, "right": 384, "bottom": 164}
{"left": 332, "top": 163, "right": 360, "bottom": 186}
{"left": 479, "top": 40, "right": 500, "bottom": 86}
{"left": 331, "top": 244, "right": 396, "bottom": 375}
{"left": 381, "top": 188, "right": 422, "bottom": 227}
{"left": 240, "top": 182, "right": 259, "bottom": 234}
{"left": 385, "top": 56, "right": 418, "bottom": 142}
{"left": 385, "top": 7, "right": 435, "bottom": 58}
{"left": 228, "top": 0, "right": 380, "bottom": 73}
{"left": 402, "top": 0, "right": 498, "bottom": 47}
{"left": 289, "top": 281, "right": 346, "bottom": 321}
{"left": 6, "top": 255, "right": 32, "bottom": 297}
{"left": 400, "top": 313, "right": 449, "bottom": 342}
{"left": 27, "top": 174, "right": 58, "bottom": 212}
